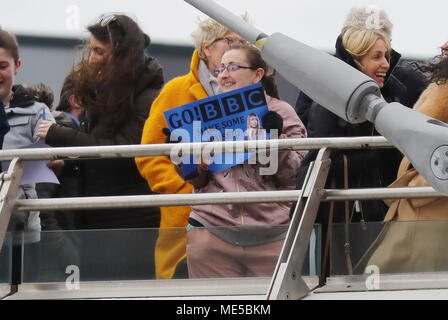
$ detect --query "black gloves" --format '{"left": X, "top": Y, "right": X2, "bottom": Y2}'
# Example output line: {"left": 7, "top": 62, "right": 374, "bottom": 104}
{"left": 162, "top": 128, "right": 182, "bottom": 143}
{"left": 262, "top": 111, "right": 283, "bottom": 135}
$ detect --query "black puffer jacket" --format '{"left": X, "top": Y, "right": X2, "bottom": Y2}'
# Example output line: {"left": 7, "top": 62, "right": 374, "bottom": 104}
{"left": 295, "top": 35, "right": 423, "bottom": 223}
{"left": 45, "top": 58, "right": 164, "bottom": 229}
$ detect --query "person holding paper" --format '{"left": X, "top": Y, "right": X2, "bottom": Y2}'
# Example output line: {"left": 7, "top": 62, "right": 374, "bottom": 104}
{"left": 0, "top": 29, "right": 56, "bottom": 284}
{"left": 185, "top": 43, "right": 307, "bottom": 278}
{"left": 135, "top": 17, "right": 248, "bottom": 279}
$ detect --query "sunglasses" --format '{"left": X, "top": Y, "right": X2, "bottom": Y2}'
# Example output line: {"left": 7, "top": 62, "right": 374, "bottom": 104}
{"left": 97, "top": 14, "right": 119, "bottom": 27}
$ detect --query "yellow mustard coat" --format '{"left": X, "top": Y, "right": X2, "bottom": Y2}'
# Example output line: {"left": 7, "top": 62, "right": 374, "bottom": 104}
{"left": 136, "top": 50, "right": 208, "bottom": 278}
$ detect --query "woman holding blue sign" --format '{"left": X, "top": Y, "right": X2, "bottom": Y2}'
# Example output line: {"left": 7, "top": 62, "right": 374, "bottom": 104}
{"left": 185, "top": 43, "right": 307, "bottom": 278}
{"left": 136, "top": 17, "right": 248, "bottom": 280}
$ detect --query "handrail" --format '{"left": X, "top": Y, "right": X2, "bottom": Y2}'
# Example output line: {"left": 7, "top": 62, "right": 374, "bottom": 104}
{"left": 14, "top": 187, "right": 446, "bottom": 211}
{"left": 0, "top": 136, "right": 439, "bottom": 301}
{"left": 0, "top": 136, "right": 392, "bottom": 161}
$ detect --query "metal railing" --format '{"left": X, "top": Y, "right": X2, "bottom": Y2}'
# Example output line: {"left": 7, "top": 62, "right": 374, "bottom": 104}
{"left": 0, "top": 136, "right": 446, "bottom": 300}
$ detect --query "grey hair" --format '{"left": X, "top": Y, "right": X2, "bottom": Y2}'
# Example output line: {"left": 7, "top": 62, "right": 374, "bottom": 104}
{"left": 342, "top": 6, "right": 393, "bottom": 39}
{"left": 191, "top": 13, "right": 250, "bottom": 61}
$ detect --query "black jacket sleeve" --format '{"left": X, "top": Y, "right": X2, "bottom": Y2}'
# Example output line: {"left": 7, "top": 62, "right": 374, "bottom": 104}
{"left": 46, "top": 87, "right": 160, "bottom": 147}
{"left": 294, "top": 91, "right": 314, "bottom": 128}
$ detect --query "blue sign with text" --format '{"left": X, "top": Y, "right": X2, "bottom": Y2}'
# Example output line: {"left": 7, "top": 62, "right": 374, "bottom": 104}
{"left": 164, "top": 83, "right": 269, "bottom": 178}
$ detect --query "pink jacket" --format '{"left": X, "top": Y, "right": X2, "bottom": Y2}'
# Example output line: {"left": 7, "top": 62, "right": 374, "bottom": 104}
{"left": 188, "top": 95, "right": 307, "bottom": 237}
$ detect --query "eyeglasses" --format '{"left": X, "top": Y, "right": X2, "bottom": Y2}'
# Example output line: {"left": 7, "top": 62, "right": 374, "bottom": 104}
{"left": 213, "top": 37, "right": 249, "bottom": 46}
{"left": 216, "top": 64, "right": 254, "bottom": 74}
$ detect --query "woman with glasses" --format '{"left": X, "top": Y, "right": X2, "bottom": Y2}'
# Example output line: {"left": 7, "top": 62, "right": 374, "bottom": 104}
{"left": 135, "top": 17, "right": 247, "bottom": 280}
{"left": 184, "top": 43, "right": 307, "bottom": 278}
{"left": 36, "top": 14, "right": 164, "bottom": 278}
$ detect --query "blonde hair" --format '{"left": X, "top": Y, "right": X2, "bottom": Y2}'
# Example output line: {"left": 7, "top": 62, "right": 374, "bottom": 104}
{"left": 191, "top": 14, "right": 249, "bottom": 61}
{"left": 342, "top": 27, "right": 391, "bottom": 68}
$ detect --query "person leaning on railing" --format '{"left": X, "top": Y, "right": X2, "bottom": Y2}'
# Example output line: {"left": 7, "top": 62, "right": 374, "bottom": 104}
{"left": 135, "top": 17, "right": 248, "bottom": 280}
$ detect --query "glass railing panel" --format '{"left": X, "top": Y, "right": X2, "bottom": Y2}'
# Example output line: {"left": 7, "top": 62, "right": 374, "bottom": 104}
{"left": 0, "top": 233, "right": 12, "bottom": 286}
{"left": 22, "top": 228, "right": 160, "bottom": 283}
{"left": 21, "top": 224, "right": 320, "bottom": 283}
{"left": 330, "top": 220, "right": 448, "bottom": 276}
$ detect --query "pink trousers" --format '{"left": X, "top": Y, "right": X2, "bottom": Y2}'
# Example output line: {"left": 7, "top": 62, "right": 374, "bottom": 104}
{"left": 186, "top": 227, "right": 284, "bottom": 279}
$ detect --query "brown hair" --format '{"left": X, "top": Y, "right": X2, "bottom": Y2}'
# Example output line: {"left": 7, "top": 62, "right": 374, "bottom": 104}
{"left": 0, "top": 29, "right": 19, "bottom": 62}
{"left": 73, "top": 14, "right": 150, "bottom": 137}
{"left": 415, "top": 56, "right": 448, "bottom": 85}
{"left": 56, "top": 70, "right": 77, "bottom": 112}
{"left": 226, "top": 43, "right": 280, "bottom": 99}
{"left": 24, "top": 83, "right": 54, "bottom": 108}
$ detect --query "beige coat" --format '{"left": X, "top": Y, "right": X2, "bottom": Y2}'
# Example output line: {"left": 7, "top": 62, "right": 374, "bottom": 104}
{"left": 364, "top": 82, "right": 448, "bottom": 274}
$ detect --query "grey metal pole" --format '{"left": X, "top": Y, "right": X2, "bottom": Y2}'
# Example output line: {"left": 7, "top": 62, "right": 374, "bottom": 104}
{"left": 0, "top": 137, "right": 392, "bottom": 161}
{"left": 183, "top": 0, "right": 448, "bottom": 194}
{"left": 185, "top": 0, "right": 268, "bottom": 43}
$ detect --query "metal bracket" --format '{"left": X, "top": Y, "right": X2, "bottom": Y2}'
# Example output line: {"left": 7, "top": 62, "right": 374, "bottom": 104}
{"left": 267, "top": 148, "right": 331, "bottom": 300}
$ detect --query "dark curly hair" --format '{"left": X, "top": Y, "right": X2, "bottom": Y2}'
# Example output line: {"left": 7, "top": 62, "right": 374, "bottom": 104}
{"left": 414, "top": 55, "right": 448, "bottom": 85}
{"left": 72, "top": 14, "right": 150, "bottom": 137}
{"left": 56, "top": 70, "right": 77, "bottom": 112}
{"left": 24, "top": 83, "right": 54, "bottom": 108}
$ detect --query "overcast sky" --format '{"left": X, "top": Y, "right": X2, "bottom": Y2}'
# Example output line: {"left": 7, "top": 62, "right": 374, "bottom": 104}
{"left": 0, "top": 0, "right": 446, "bottom": 59}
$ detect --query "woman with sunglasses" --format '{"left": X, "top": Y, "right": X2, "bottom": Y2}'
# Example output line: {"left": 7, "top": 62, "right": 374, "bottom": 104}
{"left": 36, "top": 14, "right": 164, "bottom": 277}
{"left": 184, "top": 43, "right": 307, "bottom": 278}
{"left": 135, "top": 17, "right": 247, "bottom": 280}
